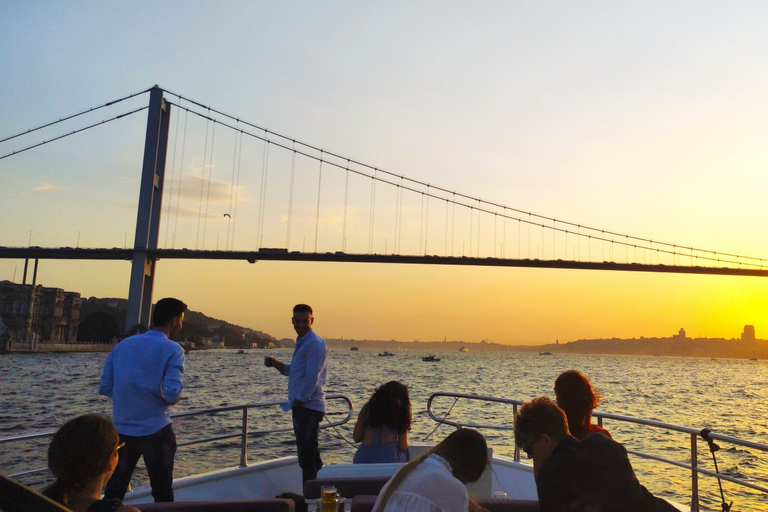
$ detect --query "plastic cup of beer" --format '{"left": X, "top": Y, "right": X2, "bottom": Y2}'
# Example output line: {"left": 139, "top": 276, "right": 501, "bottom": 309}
{"left": 321, "top": 485, "right": 338, "bottom": 512}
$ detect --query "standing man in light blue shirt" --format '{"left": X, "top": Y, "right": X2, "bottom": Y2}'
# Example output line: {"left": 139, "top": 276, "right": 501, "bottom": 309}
{"left": 265, "top": 303, "right": 327, "bottom": 482}
{"left": 99, "top": 298, "right": 187, "bottom": 502}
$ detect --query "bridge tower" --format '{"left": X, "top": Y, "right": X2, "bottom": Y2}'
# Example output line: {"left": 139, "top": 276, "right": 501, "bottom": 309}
{"left": 125, "top": 87, "right": 171, "bottom": 331}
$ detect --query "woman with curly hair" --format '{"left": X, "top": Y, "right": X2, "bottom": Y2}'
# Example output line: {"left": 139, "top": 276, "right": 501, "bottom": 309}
{"left": 43, "top": 414, "right": 140, "bottom": 512}
{"left": 554, "top": 370, "right": 612, "bottom": 440}
{"left": 353, "top": 380, "right": 412, "bottom": 463}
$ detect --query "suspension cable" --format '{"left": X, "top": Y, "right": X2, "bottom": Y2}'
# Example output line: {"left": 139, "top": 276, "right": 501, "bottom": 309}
{"left": 0, "top": 87, "right": 152, "bottom": 145}
{"left": 163, "top": 97, "right": 765, "bottom": 268}
{"left": 0, "top": 106, "right": 148, "bottom": 161}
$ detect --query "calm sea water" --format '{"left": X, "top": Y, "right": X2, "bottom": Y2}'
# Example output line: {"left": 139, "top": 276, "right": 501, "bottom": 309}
{"left": 2, "top": 349, "right": 767, "bottom": 510}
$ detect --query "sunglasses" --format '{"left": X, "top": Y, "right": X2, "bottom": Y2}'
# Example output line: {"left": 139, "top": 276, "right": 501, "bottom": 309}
{"left": 522, "top": 436, "right": 541, "bottom": 458}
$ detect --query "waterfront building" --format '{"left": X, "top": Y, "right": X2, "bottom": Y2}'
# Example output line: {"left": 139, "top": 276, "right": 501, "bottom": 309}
{"left": 0, "top": 280, "right": 81, "bottom": 345}
{"left": 742, "top": 325, "right": 756, "bottom": 342}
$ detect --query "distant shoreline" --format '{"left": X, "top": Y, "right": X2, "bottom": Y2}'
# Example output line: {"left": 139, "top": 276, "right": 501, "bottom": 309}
{"left": 324, "top": 336, "right": 768, "bottom": 359}
{"left": 3, "top": 336, "right": 766, "bottom": 360}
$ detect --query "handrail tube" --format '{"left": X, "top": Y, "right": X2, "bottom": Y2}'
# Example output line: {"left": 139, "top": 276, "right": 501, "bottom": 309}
{"left": 2, "top": 394, "right": 354, "bottom": 480}
{"left": 426, "top": 391, "right": 768, "bottom": 508}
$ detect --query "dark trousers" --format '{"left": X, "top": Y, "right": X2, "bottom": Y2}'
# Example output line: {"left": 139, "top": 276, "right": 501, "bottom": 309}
{"left": 292, "top": 406, "right": 324, "bottom": 482}
{"left": 104, "top": 424, "right": 177, "bottom": 502}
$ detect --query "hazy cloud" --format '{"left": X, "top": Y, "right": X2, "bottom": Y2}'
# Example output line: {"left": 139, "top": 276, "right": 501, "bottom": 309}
{"left": 33, "top": 183, "right": 54, "bottom": 191}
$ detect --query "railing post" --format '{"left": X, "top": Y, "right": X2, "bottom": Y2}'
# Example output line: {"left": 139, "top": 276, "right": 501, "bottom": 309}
{"left": 240, "top": 407, "right": 248, "bottom": 467}
{"left": 690, "top": 433, "right": 699, "bottom": 512}
{"left": 513, "top": 403, "right": 520, "bottom": 461}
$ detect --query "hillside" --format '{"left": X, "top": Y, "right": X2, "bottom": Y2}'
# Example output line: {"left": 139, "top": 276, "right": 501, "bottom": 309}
{"left": 78, "top": 298, "right": 276, "bottom": 348}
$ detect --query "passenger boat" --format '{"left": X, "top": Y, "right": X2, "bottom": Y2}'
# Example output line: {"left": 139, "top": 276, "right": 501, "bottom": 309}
{"left": 2, "top": 391, "right": 766, "bottom": 512}
{"left": 377, "top": 351, "right": 395, "bottom": 357}
{"left": 422, "top": 355, "right": 441, "bottom": 362}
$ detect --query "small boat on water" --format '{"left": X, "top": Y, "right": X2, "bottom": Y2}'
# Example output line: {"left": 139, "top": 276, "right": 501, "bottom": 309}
{"left": 236, "top": 349, "right": 246, "bottom": 354}
{"left": 378, "top": 351, "right": 395, "bottom": 356}
{"left": 539, "top": 351, "right": 552, "bottom": 356}
{"left": 459, "top": 346, "right": 469, "bottom": 352}
{"left": 350, "top": 346, "right": 359, "bottom": 351}
{"left": 422, "top": 354, "right": 441, "bottom": 362}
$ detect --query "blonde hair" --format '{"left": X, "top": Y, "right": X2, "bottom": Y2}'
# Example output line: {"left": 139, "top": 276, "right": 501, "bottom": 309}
{"left": 374, "top": 428, "right": 487, "bottom": 512}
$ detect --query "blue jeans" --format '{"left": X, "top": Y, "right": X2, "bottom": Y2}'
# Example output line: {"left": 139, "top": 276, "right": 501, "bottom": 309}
{"left": 104, "top": 424, "right": 177, "bottom": 502}
{"left": 292, "top": 406, "right": 324, "bottom": 482}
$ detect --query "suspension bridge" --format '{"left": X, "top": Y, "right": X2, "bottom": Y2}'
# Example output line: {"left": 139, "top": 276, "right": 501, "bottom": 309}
{"left": 1, "top": 86, "right": 766, "bottom": 328}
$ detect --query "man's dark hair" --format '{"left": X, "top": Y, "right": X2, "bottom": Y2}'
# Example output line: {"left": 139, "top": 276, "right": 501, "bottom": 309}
{"left": 153, "top": 298, "right": 187, "bottom": 327}
{"left": 514, "top": 396, "right": 570, "bottom": 445}
{"left": 293, "top": 304, "right": 313, "bottom": 315}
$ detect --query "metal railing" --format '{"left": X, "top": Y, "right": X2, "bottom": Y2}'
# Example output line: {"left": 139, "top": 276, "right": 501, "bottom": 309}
{"left": 426, "top": 391, "right": 768, "bottom": 512}
{"left": 0, "top": 393, "right": 354, "bottom": 480}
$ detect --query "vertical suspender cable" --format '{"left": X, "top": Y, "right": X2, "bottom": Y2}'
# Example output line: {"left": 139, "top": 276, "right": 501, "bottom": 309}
{"left": 314, "top": 155, "right": 323, "bottom": 253}
{"left": 424, "top": 187, "right": 430, "bottom": 255}
{"left": 258, "top": 135, "right": 270, "bottom": 249}
{"left": 231, "top": 129, "right": 244, "bottom": 250}
{"left": 226, "top": 123, "right": 240, "bottom": 251}
{"left": 202, "top": 122, "right": 216, "bottom": 249}
{"left": 477, "top": 199, "right": 481, "bottom": 258}
{"left": 196, "top": 117, "right": 210, "bottom": 249}
{"left": 286, "top": 142, "right": 297, "bottom": 249}
{"left": 445, "top": 199, "right": 450, "bottom": 257}
{"left": 342, "top": 163, "right": 350, "bottom": 252}
{"left": 164, "top": 106, "right": 181, "bottom": 247}
{"left": 172, "top": 109, "right": 188, "bottom": 249}
{"left": 469, "top": 208, "right": 474, "bottom": 257}
{"left": 397, "top": 182, "right": 404, "bottom": 254}
{"left": 368, "top": 170, "right": 377, "bottom": 254}
{"left": 392, "top": 181, "right": 401, "bottom": 254}
{"left": 451, "top": 194, "right": 456, "bottom": 257}
{"left": 419, "top": 194, "right": 425, "bottom": 255}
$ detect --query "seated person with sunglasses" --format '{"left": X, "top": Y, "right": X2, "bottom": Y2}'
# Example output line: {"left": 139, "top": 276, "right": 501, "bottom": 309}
{"left": 44, "top": 414, "right": 140, "bottom": 512}
{"left": 514, "top": 397, "right": 677, "bottom": 512}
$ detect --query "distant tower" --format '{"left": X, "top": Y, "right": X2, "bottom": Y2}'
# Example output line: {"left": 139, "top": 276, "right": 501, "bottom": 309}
{"left": 676, "top": 328, "right": 686, "bottom": 339}
{"left": 741, "top": 325, "right": 756, "bottom": 342}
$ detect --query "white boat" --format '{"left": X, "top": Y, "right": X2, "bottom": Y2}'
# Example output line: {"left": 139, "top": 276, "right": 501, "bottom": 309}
{"left": 2, "top": 391, "right": 766, "bottom": 512}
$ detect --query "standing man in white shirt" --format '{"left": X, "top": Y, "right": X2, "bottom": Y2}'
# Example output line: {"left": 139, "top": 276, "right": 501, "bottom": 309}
{"left": 99, "top": 298, "right": 187, "bottom": 502}
{"left": 264, "top": 304, "right": 327, "bottom": 482}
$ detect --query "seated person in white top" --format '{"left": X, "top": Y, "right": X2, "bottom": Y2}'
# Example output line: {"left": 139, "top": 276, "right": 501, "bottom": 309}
{"left": 372, "top": 428, "right": 488, "bottom": 512}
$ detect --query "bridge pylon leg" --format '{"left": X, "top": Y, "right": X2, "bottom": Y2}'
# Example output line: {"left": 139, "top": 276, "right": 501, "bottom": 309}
{"left": 126, "top": 87, "right": 171, "bottom": 332}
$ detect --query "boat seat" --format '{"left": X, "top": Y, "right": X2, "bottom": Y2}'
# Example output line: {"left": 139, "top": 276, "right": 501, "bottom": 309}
{"left": 350, "top": 495, "right": 539, "bottom": 512}
{"left": 0, "top": 472, "right": 73, "bottom": 512}
{"left": 303, "top": 476, "right": 391, "bottom": 499}
{"left": 133, "top": 499, "right": 295, "bottom": 512}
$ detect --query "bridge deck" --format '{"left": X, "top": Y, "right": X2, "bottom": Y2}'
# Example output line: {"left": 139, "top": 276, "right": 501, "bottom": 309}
{"left": 1, "top": 247, "right": 765, "bottom": 277}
